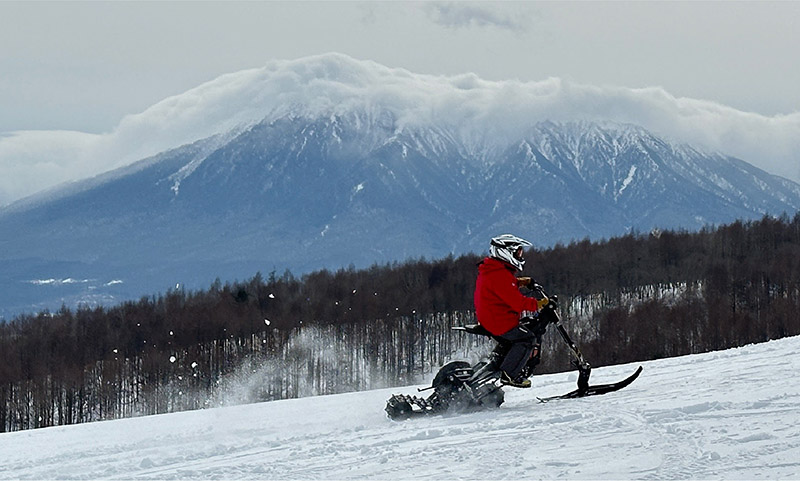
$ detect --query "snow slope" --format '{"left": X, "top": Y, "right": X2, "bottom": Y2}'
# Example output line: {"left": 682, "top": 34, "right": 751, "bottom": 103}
{"left": 2, "top": 336, "right": 800, "bottom": 480}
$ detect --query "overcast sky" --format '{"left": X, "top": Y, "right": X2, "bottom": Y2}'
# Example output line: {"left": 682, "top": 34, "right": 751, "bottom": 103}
{"left": 1, "top": 1, "right": 799, "bottom": 204}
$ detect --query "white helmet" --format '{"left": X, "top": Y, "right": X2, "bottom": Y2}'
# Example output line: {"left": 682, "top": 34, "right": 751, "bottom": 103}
{"left": 489, "top": 234, "right": 532, "bottom": 271}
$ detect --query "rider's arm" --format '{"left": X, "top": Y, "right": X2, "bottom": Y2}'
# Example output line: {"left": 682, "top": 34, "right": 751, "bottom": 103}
{"left": 493, "top": 273, "right": 541, "bottom": 313}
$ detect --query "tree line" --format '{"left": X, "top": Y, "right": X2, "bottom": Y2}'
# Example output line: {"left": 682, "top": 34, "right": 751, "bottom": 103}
{"left": 2, "top": 213, "right": 799, "bottom": 431}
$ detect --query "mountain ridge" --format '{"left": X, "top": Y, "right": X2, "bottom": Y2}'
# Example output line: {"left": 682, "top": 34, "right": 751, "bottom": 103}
{"left": 3, "top": 53, "right": 800, "bottom": 210}
{"left": 1, "top": 115, "right": 799, "bottom": 317}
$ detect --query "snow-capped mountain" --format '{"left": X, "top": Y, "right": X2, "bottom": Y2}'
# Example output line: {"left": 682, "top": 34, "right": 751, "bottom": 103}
{"left": 2, "top": 54, "right": 800, "bottom": 317}
{"left": 1, "top": 112, "right": 799, "bottom": 318}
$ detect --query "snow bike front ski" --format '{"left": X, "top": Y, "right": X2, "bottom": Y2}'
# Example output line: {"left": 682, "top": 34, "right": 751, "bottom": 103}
{"left": 537, "top": 365, "right": 643, "bottom": 402}
{"left": 536, "top": 290, "right": 643, "bottom": 402}
{"left": 385, "top": 285, "right": 642, "bottom": 420}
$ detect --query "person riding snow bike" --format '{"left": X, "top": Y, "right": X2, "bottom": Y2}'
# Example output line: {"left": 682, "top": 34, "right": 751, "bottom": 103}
{"left": 474, "top": 234, "right": 548, "bottom": 388}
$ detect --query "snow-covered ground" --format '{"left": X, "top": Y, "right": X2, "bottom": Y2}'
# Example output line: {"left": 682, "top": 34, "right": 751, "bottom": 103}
{"left": 2, "top": 336, "right": 800, "bottom": 480}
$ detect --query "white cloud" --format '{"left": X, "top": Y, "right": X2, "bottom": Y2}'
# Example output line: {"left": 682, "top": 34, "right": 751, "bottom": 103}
{"left": 1, "top": 53, "right": 798, "bottom": 207}
{"left": 0, "top": 130, "right": 104, "bottom": 204}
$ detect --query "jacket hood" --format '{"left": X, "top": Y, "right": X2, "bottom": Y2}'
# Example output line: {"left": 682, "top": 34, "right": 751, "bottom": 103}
{"left": 479, "top": 256, "right": 517, "bottom": 274}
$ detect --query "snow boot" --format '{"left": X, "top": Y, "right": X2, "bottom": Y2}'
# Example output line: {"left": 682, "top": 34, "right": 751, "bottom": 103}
{"left": 501, "top": 371, "right": 531, "bottom": 389}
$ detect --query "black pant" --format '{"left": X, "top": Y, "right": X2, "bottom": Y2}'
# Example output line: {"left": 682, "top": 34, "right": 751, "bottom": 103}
{"left": 497, "top": 325, "right": 537, "bottom": 381}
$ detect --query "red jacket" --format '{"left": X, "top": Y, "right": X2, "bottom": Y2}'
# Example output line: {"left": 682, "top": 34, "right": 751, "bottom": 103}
{"left": 474, "top": 257, "right": 541, "bottom": 336}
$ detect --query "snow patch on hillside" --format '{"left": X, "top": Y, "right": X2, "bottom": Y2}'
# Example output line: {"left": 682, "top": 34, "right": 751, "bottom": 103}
{"left": 617, "top": 165, "right": 637, "bottom": 199}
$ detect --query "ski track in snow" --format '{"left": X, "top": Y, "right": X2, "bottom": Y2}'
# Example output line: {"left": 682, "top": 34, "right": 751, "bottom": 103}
{"left": 2, "top": 336, "right": 800, "bottom": 480}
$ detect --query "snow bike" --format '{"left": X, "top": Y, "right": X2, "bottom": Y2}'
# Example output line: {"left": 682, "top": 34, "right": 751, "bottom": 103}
{"left": 385, "top": 286, "right": 643, "bottom": 420}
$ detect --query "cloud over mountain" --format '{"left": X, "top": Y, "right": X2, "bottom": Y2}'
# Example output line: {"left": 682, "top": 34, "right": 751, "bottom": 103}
{"left": 1, "top": 52, "right": 799, "bottom": 206}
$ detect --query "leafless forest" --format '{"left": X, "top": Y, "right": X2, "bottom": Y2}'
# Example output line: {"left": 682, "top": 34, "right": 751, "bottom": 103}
{"left": 2, "top": 214, "right": 799, "bottom": 432}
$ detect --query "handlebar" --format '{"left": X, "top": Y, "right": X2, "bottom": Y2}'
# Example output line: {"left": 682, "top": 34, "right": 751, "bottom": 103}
{"left": 527, "top": 281, "right": 558, "bottom": 311}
